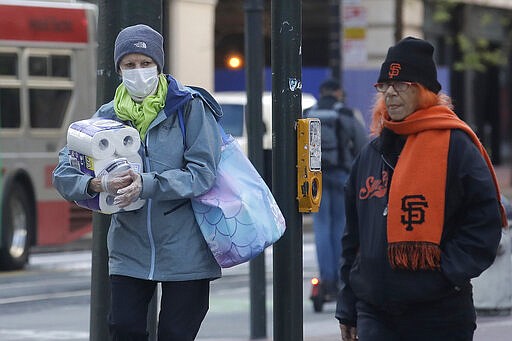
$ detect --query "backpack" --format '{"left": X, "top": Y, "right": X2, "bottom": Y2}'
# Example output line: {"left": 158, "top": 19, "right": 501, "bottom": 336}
{"left": 306, "top": 102, "right": 355, "bottom": 170}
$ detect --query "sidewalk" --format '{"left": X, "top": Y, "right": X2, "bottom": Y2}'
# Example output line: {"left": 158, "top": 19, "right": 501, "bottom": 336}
{"left": 199, "top": 164, "right": 512, "bottom": 341}
{"left": 40, "top": 164, "right": 511, "bottom": 341}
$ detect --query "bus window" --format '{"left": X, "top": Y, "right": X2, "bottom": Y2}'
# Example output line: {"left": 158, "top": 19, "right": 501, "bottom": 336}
{"left": 51, "top": 55, "right": 71, "bottom": 78}
{"left": 28, "top": 52, "right": 72, "bottom": 128}
{"left": 0, "top": 53, "right": 17, "bottom": 76}
{"left": 0, "top": 52, "right": 21, "bottom": 128}
{"left": 28, "top": 54, "right": 71, "bottom": 78}
{"left": 0, "top": 88, "right": 21, "bottom": 128}
{"left": 29, "top": 89, "right": 71, "bottom": 128}
{"left": 29, "top": 56, "right": 47, "bottom": 76}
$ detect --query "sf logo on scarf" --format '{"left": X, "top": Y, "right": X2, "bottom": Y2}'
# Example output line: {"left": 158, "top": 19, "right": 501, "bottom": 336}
{"left": 400, "top": 194, "right": 428, "bottom": 231}
{"left": 388, "top": 63, "right": 401, "bottom": 79}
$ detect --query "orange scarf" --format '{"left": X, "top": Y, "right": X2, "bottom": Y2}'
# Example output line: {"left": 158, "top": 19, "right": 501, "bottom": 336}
{"left": 383, "top": 105, "right": 507, "bottom": 271}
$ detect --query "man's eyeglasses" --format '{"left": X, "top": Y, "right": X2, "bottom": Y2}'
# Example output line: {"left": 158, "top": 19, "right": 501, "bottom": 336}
{"left": 374, "top": 82, "right": 416, "bottom": 93}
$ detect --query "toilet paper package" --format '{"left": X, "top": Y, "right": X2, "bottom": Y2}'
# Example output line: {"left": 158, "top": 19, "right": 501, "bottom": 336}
{"left": 66, "top": 118, "right": 144, "bottom": 214}
{"left": 67, "top": 118, "right": 140, "bottom": 159}
{"left": 68, "top": 151, "right": 145, "bottom": 214}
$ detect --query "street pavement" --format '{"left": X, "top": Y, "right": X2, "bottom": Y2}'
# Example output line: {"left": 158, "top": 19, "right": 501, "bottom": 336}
{"left": 22, "top": 165, "right": 512, "bottom": 341}
{"left": 13, "top": 230, "right": 512, "bottom": 341}
{"left": 196, "top": 159, "right": 512, "bottom": 341}
{"left": 21, "top": 219, "right": 512, "bottom": 341}
{"left": 197, "top": 228, "right": 342, "bottom": 340}
{"left": 197, "top": 226, "right": 512, "bottom": 341}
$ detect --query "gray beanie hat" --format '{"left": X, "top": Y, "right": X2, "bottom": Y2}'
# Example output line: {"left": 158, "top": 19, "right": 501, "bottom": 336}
{"left": 114, "top": 24, "right": 164, "bottom": 72}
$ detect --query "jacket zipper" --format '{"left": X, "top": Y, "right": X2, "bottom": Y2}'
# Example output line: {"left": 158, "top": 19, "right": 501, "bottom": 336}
{"left": 143, "top": 134, "right": 156, "bottom": 280}
{"left": 380, "top": 154, "right": 395, "bottom": 217}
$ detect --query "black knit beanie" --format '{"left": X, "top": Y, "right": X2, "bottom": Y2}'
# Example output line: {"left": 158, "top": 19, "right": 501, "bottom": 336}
{"left": 114, "top": 24, "right": 164, "bottom": 73}
{"left": 377, "top": 37, "right": 441, "bottom": 94}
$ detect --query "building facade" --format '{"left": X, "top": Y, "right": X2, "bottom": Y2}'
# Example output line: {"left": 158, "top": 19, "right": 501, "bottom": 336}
{"left": 164, "top": 0, "right": 512, "bottom": 163}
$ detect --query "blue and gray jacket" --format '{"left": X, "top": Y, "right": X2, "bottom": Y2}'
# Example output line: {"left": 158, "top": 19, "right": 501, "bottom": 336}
{"left": 53, "top": 76, "right": 222, "bottom": 281}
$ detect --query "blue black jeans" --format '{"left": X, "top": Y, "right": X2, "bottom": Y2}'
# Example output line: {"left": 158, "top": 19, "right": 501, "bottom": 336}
{"left": 356, "top": 288, "right": 476, "bottom": 341}
{"left": 312, "top": 169, "right": 348, "bottom": 285}
{"left": 109, "top": 275, "right": 210, "bottom": 341}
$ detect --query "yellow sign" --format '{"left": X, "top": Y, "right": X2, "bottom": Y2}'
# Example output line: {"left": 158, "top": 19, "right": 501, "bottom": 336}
{"left": 296, "top": 118, "right": 322, "bottom": 213}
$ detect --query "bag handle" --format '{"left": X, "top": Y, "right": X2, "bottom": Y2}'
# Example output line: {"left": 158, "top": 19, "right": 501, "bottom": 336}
{"left": 177, "top": 106, "right": 230, "bottom": 148}
{"left": 177, "top": 105, "right": 187, "bottom": 145}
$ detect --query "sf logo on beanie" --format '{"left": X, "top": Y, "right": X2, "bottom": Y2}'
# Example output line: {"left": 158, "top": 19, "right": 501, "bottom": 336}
{"left": 388, "top": 63, "right": 401, "bottom": 79}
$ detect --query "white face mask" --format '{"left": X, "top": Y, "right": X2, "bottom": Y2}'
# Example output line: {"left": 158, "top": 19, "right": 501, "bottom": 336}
{"left": 121, "top": 66, "right": 159, "bottom": 100}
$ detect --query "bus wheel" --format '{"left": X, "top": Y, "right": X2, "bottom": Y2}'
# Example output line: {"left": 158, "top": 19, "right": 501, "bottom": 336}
{"left": 0, "top": 185, "right": 32, "bottom": 270}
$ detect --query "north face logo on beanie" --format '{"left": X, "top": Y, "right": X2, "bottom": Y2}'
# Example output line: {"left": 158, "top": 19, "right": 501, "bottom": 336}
{"left": 134, "top": 42, "right": 147, "bottom": 49}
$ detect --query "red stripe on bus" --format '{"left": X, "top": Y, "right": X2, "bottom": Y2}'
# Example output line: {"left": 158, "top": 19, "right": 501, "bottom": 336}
{"left": 45, "top": 164, "right": 57, "bottom": 188}
{"left": 0, "top": 5, "right": 88, "bottom": 43}
{"left": 37, "top": 201, "right": 92, "bottom": 246}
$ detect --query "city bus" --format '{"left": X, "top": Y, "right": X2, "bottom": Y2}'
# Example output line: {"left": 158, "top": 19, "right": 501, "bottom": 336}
{"left": 0, "top": 0, "right": 98, "bottom": 270}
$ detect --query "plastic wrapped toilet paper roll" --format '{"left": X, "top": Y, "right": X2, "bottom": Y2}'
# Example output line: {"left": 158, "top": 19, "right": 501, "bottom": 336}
{"left": 112, "top": 126, "right": 141, "bottom": 156}
{"left": 93, "top": 153, "right": 143, "bottom": 176}
{"left": 67, "top": 128, "right": 115, "bottom": 160}
{"left": 67, "top": 118, "right": 127, "bottom": 159}
{"left": 71, "top": 156, "right": 145, "bottom": 214}
{"left": 87, "top": 190, "right": 145, "bottom": 214}
{"left": 96, "top": 158, "right": 145, "bottom": 213}
{"left": 68, "top": 150, "right": 143, "bottom": 178}
{"left": 67, "top": 118, "right": 142, "bottom": 159}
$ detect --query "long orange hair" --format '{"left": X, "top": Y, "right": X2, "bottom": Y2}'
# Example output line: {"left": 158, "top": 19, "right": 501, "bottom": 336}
{"left": 369, "top": 84, "right": 454, "bottom": 136}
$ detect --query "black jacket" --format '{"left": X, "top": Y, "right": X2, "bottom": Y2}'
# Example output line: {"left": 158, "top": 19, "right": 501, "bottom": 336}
{"left": 335, "top": 128, "right": 502, "bottom": 325}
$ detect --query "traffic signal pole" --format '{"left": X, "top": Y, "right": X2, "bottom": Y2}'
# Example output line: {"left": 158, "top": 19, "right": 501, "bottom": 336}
{"left": 271, "top": 0, "right": 303, "bottom": 340}
{"left": 244, "top": 0, "right": 267, "bottom": 339}
{"left": 91, "top": 1, "right": 163, "bottom": 340}
{"left": 329, "top": 0, "right": 343, "bottom": 82}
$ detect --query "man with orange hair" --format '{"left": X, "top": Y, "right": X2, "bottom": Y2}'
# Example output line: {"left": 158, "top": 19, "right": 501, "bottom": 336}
{"left": 335, "top": 37, "right": 507, "bottom": 341}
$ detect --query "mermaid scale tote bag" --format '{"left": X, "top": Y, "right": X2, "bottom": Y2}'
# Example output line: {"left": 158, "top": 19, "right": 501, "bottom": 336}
{"left": 174, "top": 93, "right": 286, "bottom": 268}
{"left": 191, "top": 134, "right": 286, "bottom": 267}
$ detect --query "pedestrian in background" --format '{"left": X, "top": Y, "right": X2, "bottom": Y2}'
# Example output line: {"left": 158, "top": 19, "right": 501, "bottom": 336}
{"left": 53, "top": 24, "right": 222, "bottom": 340}
{"left": 305, "top": 78, "right": 368, "bottom": 300}
{"left": 336, "top": 36, "right": 507, "bottom": 341}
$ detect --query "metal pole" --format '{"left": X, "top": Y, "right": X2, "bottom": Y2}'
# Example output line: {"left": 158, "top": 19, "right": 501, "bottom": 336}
{"left": 244, "top": 0, "right": 266, "bottom": 339}
{"left": 271, "top": 0, "right": 303, "bottom": 340}
{"left": 395, "top": 0, "right": 404, "bottom": 42}
{"left": 92, "top": 1, "right": 163, "bottom": 340}
{"left": 89, "top": 213, "right": 111, "bottom": 341}
{"left": 329, "top": 0, "right": 342, "bottom": 82}
{"left": 339, "top": 1, "right": 343, "bottom": 84}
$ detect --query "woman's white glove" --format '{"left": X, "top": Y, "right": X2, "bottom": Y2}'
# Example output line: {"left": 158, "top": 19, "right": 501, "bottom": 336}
{"left": 114, "top": 170, "right": 142, "bottom": 208}
{"left": 100, "top": 170, "right": 132, "bottom": 194}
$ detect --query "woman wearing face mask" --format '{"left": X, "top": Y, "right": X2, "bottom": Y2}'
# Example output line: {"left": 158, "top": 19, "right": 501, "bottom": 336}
{"left": 53, "top": 24, "right": 222, "bottom": 340}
